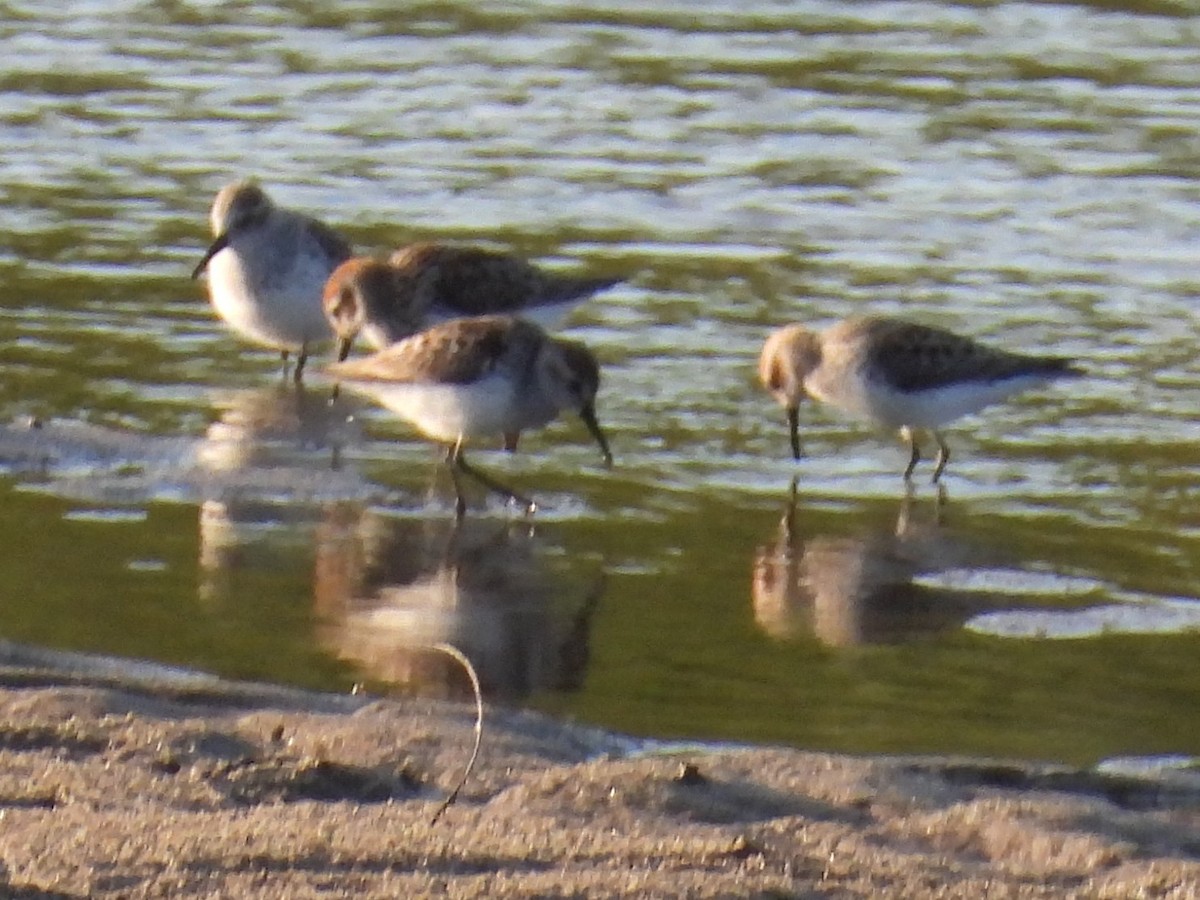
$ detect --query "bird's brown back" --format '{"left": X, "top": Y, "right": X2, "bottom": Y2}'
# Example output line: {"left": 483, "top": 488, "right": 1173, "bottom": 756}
{"left": 389, "top": 243, "right": 546, "bottom": 316}
{"left": 832, "top": 317, "right": 1079, "bottom": 392}
{"left": 327, "top": 315, "right": 543, "bottom": 386}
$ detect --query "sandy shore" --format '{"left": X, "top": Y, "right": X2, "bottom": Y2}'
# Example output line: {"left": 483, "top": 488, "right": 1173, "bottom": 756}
{"left": 0, "top": 658, "right": 1197, "bottom": 898}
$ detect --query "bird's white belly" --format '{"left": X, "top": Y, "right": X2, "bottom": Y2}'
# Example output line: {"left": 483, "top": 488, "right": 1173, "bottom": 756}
{"left": 208, "top": 249, "right": 333, "bottom": 350}
{"left": 808, "top": 363, "right": 1050, "bottom": 430}
{"left": 865, "top": 377, "right": 1049, "bottom": 430}
{"left": 344, "top": 375, "right": 519, "bottom": 445}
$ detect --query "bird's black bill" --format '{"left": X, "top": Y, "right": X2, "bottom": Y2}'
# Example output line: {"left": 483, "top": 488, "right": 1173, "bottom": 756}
{"left": 579, "top": 403, "right": 613, "bottom": 468}
{"left": 191, "top": 233, "right": 230, "bottom": 280}
{"left": 336, "top": 336, "right": 353, "bottom": 363}
{"left": 787, "top": 406, "right": 801, "bottom": 460}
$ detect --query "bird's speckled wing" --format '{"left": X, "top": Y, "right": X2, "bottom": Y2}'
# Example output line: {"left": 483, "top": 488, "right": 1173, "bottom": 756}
{"left": 328, "top": 316, "right": 536, "bottom": 386}
{"left": 390, "top": 244, "right": 545, "bottom": 316}
{"left": 389, "top": 242, "right": 620, "bottom": 316}
{"left": 840, "top": 317, "right": 1075, "bottom": 392}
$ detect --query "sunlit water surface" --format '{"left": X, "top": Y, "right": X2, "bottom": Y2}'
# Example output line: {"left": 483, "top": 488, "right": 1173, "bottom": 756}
{"left": 0, "top": 0, "right": 1198, "bottom": 766}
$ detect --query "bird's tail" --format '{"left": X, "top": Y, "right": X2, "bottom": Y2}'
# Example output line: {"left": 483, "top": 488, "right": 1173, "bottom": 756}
{"left": 543, "top": 275, "right": 623, "bottom": 304}
{"left": 1040, "top": 357, "right": 1086, "bottom": 378}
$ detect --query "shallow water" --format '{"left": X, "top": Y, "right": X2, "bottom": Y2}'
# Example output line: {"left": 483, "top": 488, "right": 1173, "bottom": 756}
{"left": 0, "top": 0, "right": 1198, "bottom": 766}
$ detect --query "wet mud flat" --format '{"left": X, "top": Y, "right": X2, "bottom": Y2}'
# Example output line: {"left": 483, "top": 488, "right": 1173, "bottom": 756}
{"left": 0, "top": 648, "right": 1197, "bottom": 898}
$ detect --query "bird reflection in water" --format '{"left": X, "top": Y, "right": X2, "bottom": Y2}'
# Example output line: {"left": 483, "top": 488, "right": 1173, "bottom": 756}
{"left": 752, "top": 483, "right": 1006, "bottom": 646}
{"left": 196, "top": 382, "right": 361, "bottom": 473}
{"left": 197, "top": 384, "right": 367, "bottom": 605}
{"left": 313, "top": 507, "right": 604, "bottom": 701}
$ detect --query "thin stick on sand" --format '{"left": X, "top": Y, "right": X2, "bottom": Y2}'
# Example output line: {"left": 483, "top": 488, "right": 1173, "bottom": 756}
{"left": 428, "top": 642, "right": 483, "bottom": 825}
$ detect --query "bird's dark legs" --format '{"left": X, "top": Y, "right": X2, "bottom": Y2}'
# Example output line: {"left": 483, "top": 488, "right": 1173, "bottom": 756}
{"left": 934, "top": 481, "right": 948, "bottom": 522}
{"left": 899, "top": 427, "right": 951, "bottom": 484}
{"left": 447, "top": 444, "right": 536, "bottom": 518}
{"left": 897, "top": 481, "right": 916, "bottom": 535}
{"left": 293, "top": 343, "right": 309, "bottom": 384}
{"left": 931, "top": 432, "right": 950, "bottom": 484}
{"left": 278, "top": 347, "right": 310, "bottom": 383}
{"left": 782, "top": 476, "right": 799, "bottom": 541}
{"left": 897, "top": 478, "right": 949, "bottom": 535}
{"left": 787, "top": 406, "right": 801, "bottom": 460}
{"left": 446, "top": 452, "right": 470, "bottom": 519}
{"left": 458, "top": 453, "right": 536, "bottom": 515}
{"left": 901, "top": 426, "right": 921, "bottom": 481}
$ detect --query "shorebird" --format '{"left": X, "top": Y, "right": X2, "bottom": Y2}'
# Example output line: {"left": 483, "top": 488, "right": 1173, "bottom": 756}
{"left": 193, "top": 180, "right": 353, "bottom": 382}
{"left": 323, "top": 244, "right": 620, "bottom": 448}
{"left": 327, "top": 315, "right": 612, "bottom": 517}
{"left": 322, "top": 243, "right": 621, "bottom": 363}
{"left": 758, "top": 315, "right": 1083, "bottom": 482}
